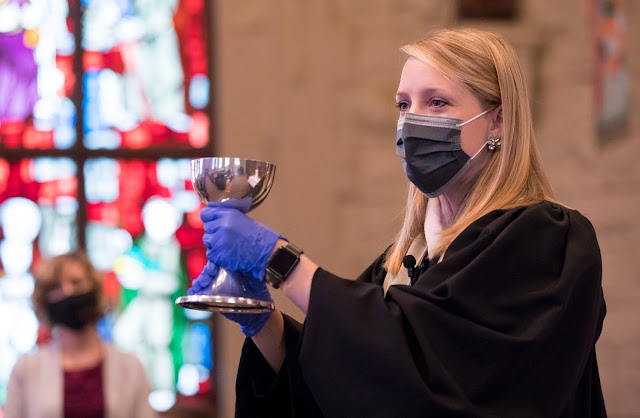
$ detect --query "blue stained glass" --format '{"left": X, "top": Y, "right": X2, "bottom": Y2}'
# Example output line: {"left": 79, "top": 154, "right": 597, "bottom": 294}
{"left": 189, "top": 322, "right": 213, "bottom": 370}
{"left": 53, "top": 98, "right": 76, "bottom": 148}
{"left": 189, "top": 74, "right": 209, "bottom": 110}
{"left": 33, "top": 157, "right": 77, "bottom": 181}
{"left": 83, "top": 71, "right": 103, "bottom": 133}
{"left": 84, "top": 158, "right": 120, "bottom": 203}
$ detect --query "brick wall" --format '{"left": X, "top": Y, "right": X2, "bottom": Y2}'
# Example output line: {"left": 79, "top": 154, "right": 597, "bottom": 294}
{"left": 212, "top": 1, "right": 639, "bottom": 416}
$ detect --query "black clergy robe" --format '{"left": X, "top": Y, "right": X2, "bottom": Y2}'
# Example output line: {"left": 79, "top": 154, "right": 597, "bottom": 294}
{"left": 235, "top": 201, "right": 607, "bottom": 418}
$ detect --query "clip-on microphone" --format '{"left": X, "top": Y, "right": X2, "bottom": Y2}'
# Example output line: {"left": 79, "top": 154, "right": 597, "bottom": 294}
{"left": 403, "top": 255, "right": 429, "bottom": 285}
{"left": 403, "top": 255, "right": 418, "bottom": 285}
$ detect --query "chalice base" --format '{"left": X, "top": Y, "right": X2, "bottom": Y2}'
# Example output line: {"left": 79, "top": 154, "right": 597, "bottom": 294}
{"left": 175, "top": 295, "right": 274, "bottom": 313}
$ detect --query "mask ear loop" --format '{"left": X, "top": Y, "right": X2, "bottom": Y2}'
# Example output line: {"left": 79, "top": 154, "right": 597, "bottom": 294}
{"left": 469, "top": 136, "right": 502, "bottom": 161}
{"left": 469, "top": 140, "right": 488, "bottom": 160}
{"left": 455, "top": 108, "right": 493, "bottom": 127}
{"left": 456, "top": 108, "right": 500, "bottom": 158}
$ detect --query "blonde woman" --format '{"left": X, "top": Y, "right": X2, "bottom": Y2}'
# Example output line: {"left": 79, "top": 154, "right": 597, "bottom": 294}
{"left": 5, "top": 251, "right": 155, "bottom": 418}
{"left": 193, "top": 28, "right": 606, "bottom": 417}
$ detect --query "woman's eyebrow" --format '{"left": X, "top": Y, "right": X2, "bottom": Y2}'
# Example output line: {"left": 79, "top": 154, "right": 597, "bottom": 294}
{"left": 395, "top": 87, "right": 452, "bottom": 98}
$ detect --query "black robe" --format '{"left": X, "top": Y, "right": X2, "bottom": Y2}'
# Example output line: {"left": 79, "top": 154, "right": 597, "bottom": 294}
{"left": 235, "top": 201, "right": 607, "bottom": 417}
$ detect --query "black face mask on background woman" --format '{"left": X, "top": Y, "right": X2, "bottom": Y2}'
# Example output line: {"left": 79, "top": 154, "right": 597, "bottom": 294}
{"left": 396, "top": 109, "right": 494, "bottom": 197}
{"left": 46, "top": 290, "right": 99, "bottom": 330}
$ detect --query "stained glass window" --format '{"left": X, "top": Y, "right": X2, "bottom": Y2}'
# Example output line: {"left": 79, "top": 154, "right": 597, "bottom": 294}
{"left": 0, "top": 0, "right": 76, "bottom": 149}
{"left": 0, "top": 0, "right": 214, "bottom": 414}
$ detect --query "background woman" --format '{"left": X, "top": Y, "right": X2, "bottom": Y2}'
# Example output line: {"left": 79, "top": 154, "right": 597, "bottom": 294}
{"left": 5, "top": 251, "right": 155, "bottom": 418}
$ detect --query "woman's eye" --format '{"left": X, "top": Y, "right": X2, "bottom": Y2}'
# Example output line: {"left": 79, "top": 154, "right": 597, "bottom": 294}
{"left": 396, "top": 102, "right": 409, "bottom": 111}
{"left": 431, "top": 99, "right": 448, "bottom": 108}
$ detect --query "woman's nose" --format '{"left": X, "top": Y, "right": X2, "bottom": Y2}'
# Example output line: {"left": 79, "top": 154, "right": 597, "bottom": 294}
{"left": 407, "top": 104, "right": 426, "bottom": 115}
{"left": 61, "top": 281, "right": 76, "bottom": 296}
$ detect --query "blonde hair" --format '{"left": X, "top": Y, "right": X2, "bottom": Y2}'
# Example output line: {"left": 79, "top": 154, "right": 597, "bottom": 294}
{"left": 385, "top": 28, "right": 556, "bottom": 274}
{"left": 31, "top": 250, "right": 107, "bottom": 326}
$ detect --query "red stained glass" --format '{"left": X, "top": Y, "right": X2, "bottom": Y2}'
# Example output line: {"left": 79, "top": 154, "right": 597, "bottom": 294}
{"left": 83, "top": 50, "right": 104, "bottom": 71}
{"left": 55, "top": 55, "right": 75, "bottom": 97}
{"left": 83, "top": 48, "right": 125, "bottom": 73}
{"left": 0, "top": 119, "right": 26, "bottom": 148}
{"left": 189, "top": 112, "right": 209, "bottom": 148}
{"left": 185, "top": 0, "right": 204, "bottom": 14}
{"left": 185, "top": 209, "right": 204, "bottom": 229}
{"left": 0, "top": 161, "right": 39, "bottom": 202}
{"left": 120, "top": 123, "right": 153, "bottom": 149}
{"left": 175, "top": 224, "right": 204, "bottom": 248}
{"left": 103, "top": 271, "right": 120, "bottom": 297}
{"left": 149, "top": 121, "right": 170, "bottom": 144}
{"left": 23, "top": 126, "right": 55, "bottom": 149}
{"left": 0, "top": 159, "right": 9, "bottom": 191}
{"left": 38, "top": 177, "right": 77, "bottom": 205}
{"left": 185, "top": 249, "right": 207, "bottom": 287}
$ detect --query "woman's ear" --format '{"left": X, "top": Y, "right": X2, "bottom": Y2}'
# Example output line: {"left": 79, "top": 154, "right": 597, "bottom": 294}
{"left": 489, "top": 106, "right": 503, "bottom": 138}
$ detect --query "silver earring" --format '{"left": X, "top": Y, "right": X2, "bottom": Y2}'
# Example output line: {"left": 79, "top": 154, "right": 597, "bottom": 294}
{"left": 487, "top": 136, "right": 501, "bottom": 151}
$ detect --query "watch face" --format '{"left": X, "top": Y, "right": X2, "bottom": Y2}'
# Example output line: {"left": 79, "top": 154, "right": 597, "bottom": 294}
{"left": 270, "top": 247, "right": 299, "bottom": 275}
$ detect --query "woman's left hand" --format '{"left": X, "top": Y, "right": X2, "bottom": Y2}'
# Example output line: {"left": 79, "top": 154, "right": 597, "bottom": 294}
{"left": 201, "top": 205, "right": 282, "bottom": 280}
{"left": 187, "top": 261, "right": 220, "bottom": 295}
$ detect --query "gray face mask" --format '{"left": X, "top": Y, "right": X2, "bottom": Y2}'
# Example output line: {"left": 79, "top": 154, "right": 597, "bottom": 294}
{"left": 396, "top": 109, "right": 493, "bottom": 197}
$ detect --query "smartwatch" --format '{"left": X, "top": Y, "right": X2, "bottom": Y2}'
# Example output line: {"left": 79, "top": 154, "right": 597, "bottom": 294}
{"left": 265, "top": 243, "right": 304, "bottom": 288}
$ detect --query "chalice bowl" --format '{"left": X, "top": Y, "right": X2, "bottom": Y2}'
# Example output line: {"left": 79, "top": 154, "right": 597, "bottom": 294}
{"left": 175, "top": 157, "right": 276, "bottom": 313}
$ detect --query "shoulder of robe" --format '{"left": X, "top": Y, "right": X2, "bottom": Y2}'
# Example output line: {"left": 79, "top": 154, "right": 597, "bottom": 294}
{"left": 418, "top": 200, "right": 601, "bottom": 289}
{"left": 352, "top": 245, "right": 391, "bottom": 284}
{"left": 451, "top": 200, "right": 598, "bottom": 254}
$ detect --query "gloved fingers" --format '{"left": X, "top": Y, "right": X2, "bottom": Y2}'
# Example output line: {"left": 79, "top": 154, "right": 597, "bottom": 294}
{"left": 202, "top": 233, "right": 214, "bottom": 250}
{"left": 187, "top": 262, "right": 220, "bottom": 295}
{"left": 205, "top": 247, "right": 241, "bottom": 273}
{"left": 203, "top": 218, "right": 224, "bottom": 234}
{"left": 188, "top": 282, "right": 209, "bottom": 296}
{"left": 189, "top": 275, "right": 211, "bottom": 295}
{"left": 202, "top": 209, "right": 251, "bottom": 236}
{"left": 203, "top": 261, "right": 220, "bottom": 277}
{"left": 201, "top": 205, "right": 243, "bottom": 223}
{"left": 203, "top": 197, "right": 253, "bottom": 212}
{"left": 203, "top": 230, "right": 238, "bottom": 256}
{"left": 188, "top": 280, "right": 205, "bottom": 295}
{"left": 200, "top": 205, "right": 222, "bottom": 223}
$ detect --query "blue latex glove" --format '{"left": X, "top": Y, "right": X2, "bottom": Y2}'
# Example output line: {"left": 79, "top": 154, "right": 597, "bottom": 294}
{"left": 187, "top": 261, "right": 220, "bottom": 296}
{"left": 221, "top": 274, "right": 273, "bottom": 337}
{"left": 187, "top": 262, "right": 272, "bottom": 337}
{"left": 201, "top": 204, "right": 282, "bottom": 280}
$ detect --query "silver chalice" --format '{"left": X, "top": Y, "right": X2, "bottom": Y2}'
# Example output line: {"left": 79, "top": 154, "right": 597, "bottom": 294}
{"left": 175, "top": 157, "right": 276, "bottom": 313}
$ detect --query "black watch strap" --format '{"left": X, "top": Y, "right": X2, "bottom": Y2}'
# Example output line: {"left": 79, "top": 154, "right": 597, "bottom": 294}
{"left": 265, "top": 243, "right": 303, "bottom": 288}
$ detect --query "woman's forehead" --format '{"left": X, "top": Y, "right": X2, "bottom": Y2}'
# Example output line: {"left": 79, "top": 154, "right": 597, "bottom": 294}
{"left": 397, "top": 57, "right": 469, "bottom": 97}
{"left": 60, "top": 260, "right": 87, "bottom": 277}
